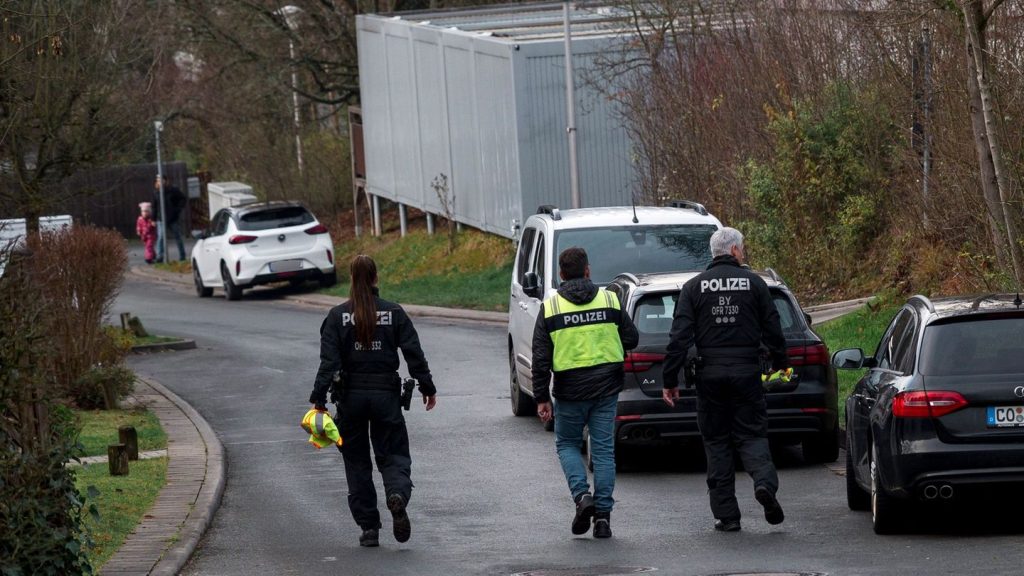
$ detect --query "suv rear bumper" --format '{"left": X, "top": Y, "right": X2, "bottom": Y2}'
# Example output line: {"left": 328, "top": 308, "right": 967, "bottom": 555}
{"left": 615, "top": 391, "right": 836, "bottom": 446}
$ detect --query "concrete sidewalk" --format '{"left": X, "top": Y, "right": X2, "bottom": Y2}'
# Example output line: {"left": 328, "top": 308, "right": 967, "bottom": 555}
{"left": 98, "top": 378, "right": 224, "bottom": 576}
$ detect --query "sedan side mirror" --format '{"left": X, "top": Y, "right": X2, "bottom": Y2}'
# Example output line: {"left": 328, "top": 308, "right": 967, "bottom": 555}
{"left": 193, "top": 229, "right": 209, "bottom": 240}
{"left": 804, "top": 312, "right": 813, "bottom": 326}
{"left": 522, "top": 272, "right": 541, "bottom": 299}
{"left": 832, "top": 348, "right": 867, "bottom": 370}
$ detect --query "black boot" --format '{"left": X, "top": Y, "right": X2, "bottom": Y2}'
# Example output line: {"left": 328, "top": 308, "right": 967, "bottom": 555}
{"left": 755, "top": 486, "right": 785, "bottom": 525}
{"left": 359, "top": 528, "right": 379, "bottom": 547}
{"left": 387, "top": 493, "right": 412, "bottom": 543}
{"left": 593, "top": 511, "right": 612, "bottom": 539}
{"left": 571, "top": 493, "right": 595, "bottom": 535}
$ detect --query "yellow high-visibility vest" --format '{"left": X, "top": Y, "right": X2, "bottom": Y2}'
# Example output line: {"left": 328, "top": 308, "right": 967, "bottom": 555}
{"left": 301, "top": 407, "right": 343, "bottom": 449}
{"left": 544, "top": 289, "right": 624, "bottom": 372}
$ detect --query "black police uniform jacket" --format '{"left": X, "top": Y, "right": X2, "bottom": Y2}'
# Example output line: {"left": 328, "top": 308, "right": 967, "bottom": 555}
{"left": 309, "top": 289, "right": 436, "bottom": 405}
{"left": 662, "top": 255, "right": 787, "bottom": 389}
{"left": 531, "top": 278, "right": 639, "bottom": 404}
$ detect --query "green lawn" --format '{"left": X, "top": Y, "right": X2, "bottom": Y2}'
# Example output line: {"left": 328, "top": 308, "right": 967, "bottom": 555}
{"left": 131, "top": 334, "right": 183, "bottom": 346}
{"left": 76, "top": 457, "right": 167, "bottom": 569}
{"left": 815, "top": 297, "right": 902, "bottom": 425}
{"left": 325, "top": 229, "right": 515, "bottom": 311}
{"left": 77, "top": 408, "right": 167, "bottom": 457}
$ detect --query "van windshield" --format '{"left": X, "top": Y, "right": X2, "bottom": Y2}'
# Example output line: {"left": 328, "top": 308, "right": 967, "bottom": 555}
{"left": 556, "top": 225, "right": 717, "bottom": 284}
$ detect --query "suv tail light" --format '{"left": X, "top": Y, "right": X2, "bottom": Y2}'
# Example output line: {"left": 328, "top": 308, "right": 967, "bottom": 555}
{"left": 305, "top": 224, "right": 329, "bottom": 235}
{"left": 893, "top": 390, "right": 967, "bottom": 418}
{"left": 229, "top": 234, "right": 257, "bottom": 244}
{"left": 624, "top": 352, "right": 665, "bottom": 373}
{"left": 787, "top": 343, "right": 829, "bottom": 366}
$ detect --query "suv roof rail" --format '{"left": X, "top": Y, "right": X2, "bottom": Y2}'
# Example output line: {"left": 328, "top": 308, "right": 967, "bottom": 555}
{"left": 667, "top": 199, "right": 708, "bottom": 216}
{"left": 614, "top": 272, "right": 640, "bottom": 285}
{"left": 536, "top": 205, "right": 561, "bottom": 220}
{"left": 764, "top": 267, "right": 785, "bottom": 285}
{"left": 910, "top": 294, "right": 936, "bottom": 313}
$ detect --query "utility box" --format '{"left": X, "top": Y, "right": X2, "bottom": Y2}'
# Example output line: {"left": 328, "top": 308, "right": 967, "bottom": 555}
{"left": 207, "top": 182, "right": 257, "bottom": 219}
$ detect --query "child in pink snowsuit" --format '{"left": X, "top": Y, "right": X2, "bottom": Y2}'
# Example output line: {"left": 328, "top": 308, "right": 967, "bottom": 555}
{"left": 137, "top": 202, "right": 157, "bottom": 264}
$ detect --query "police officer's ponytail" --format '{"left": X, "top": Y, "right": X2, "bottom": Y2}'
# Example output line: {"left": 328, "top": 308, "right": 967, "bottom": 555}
{"left": 349, "top": 255, "right": 378, "bottom": 348}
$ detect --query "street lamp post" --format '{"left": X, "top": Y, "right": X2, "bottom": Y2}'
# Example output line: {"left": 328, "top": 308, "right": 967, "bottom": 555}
{"left": 563, "top": 1, "right": 580, "bottom": 209}
{"left": 279, "top": 5, "right": 304, "bottom": 175}
{"left": 154, "top": 120, "right": 167, "bottom": 264}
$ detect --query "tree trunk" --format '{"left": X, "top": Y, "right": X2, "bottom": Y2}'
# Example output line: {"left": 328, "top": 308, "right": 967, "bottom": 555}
{"left": 963, "top": 1, "right": 1023, "bottom": 285}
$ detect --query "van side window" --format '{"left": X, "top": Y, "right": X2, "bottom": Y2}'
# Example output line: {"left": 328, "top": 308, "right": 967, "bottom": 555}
{"left": 516, "top": 228, "right": 536, "bottom": 285}
{"left": 533, "top": 234, "right": 546, "bottom": 290}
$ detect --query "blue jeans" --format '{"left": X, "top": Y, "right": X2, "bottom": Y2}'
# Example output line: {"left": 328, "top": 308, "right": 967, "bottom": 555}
{"left": 157, "top": 220, "right": 186, "bottom": 262}
{"left": 554, "top": 393, "right": 618, "bottom": 513}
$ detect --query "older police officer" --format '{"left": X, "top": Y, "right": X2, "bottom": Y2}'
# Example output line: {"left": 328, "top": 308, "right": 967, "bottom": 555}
{"left": 662, "top": 227, "right": 788, "bottom": 532}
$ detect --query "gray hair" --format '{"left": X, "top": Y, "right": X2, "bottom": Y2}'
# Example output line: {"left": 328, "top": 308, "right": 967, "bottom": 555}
{"left": 709, "top": 227, "right": 744, "bottom": 257}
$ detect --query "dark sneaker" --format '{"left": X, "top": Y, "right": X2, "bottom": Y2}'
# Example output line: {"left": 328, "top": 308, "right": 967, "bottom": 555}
{"left": 714, "top": 519, "right": 741, "bottom": 532}
{"left": 593, "top": 511, "right": 612, "bottom": 539}
{"left": 571, "top": 493, "right": 596, "bottom": 535}
{"left": 359, "top": 528, "right": 379, "bottom": 547}
{"left": 387, "top": 493, "right": 412, "bottom": 543}
{"left": 755, "top": 486, "right": 785, "bottom": 525}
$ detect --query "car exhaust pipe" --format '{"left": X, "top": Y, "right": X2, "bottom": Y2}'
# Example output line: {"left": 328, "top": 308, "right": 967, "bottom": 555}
{"left": 922, "top": 485, "right": 939, "bottom": 500}
{"left": 939, "top": 484, "right": 954, "bottom": 500}
{"left": 629, "top": 428, "right": 644, "bottom": 441}
{"left": 641, "top": 428, "right": 657, "bottom": 441}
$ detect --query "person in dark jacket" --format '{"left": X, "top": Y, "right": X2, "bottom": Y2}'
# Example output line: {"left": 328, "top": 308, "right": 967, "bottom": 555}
{"left": 153, "top": 175, "right": 187, "bottom": 262}
{"left": 662, "top": 227, "right": 788, "bottom": 532}
{"left": 532, "top": 247, "right": 639, "bottom": 539}
{"left": 309, "top": 254, "right": 437, "bottom": 548}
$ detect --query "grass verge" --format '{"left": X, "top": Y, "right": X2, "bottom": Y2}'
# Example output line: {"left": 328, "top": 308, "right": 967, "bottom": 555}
{"left": 815, "top": 296, "right": 903, "bottom": 425}
{"left": 324, "top": 228, "right": 515, "bottom": 311}
{"left": 76, "top": 457, "right": 167, "bottom": 569}
{"left": 153, "top": 260, "right": 191, "bottom": 274}
{"left": 131, "top": 334, "right": 183, "bottom": 346}
{"left": 77, "top": 408, "right": 168, "bottom": 458}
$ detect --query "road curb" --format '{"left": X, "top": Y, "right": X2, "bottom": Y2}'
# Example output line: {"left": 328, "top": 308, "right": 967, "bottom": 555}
{"left": 145, "top": 377, "right": 225, "bottom": 576}
{"left": 131, "top": 339, "right": 198, "bottom": 354}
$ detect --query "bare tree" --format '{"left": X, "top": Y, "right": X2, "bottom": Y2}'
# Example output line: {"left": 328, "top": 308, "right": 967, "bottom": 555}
{"left": 0, "top": 1, "right": 165, "bottom": 225}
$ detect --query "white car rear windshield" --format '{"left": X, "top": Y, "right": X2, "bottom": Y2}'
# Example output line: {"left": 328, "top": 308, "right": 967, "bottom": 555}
{"left": 238, "top": 207, "right": 314, "bottom": 231}
{"left": 920, "top": 317, "right": 1024, "bottom": 376}
{"left": 556, "top": 225, "right": 717, "bottom": 284}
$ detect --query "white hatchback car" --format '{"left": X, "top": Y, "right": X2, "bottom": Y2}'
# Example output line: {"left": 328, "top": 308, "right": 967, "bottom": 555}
{"left": 191, "top": 202, "right": 336, "bottom": 300}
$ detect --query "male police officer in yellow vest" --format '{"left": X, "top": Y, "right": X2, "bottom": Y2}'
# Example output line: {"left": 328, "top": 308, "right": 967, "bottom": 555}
{"left": 532, "top": 247, "right": 638, "bottom": 539}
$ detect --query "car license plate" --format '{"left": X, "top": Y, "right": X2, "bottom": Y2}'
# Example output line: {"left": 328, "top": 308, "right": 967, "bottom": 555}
{"left": 270, "top": 259, "right": 302, "bottom": 273}
{"left": 987, "top": 406, "right": 1024, "bottom": 427}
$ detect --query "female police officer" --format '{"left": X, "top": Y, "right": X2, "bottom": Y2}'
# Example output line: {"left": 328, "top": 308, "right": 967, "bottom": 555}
{"left": 309, "top": 254, "right": 437, "bottom": 547}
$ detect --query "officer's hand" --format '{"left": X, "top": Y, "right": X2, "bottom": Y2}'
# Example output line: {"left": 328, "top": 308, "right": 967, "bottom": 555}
{"left": 537, "top": 401, "right": 553, "bottom": 423}
{"left": 662, "top": 388, "right": 679, "bottom": 408}
{"left": 423, "top": 395, "right": 436, "bottom": 411}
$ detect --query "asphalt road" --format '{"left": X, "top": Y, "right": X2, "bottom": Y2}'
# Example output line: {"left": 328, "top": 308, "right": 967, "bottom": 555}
{"left": 119, "top": 277, "right": 1024, "bottom": 576}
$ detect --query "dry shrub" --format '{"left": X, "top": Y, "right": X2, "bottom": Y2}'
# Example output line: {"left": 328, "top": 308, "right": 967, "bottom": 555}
{"left": 26, "top": 225, "right": 128, "bottom": 402}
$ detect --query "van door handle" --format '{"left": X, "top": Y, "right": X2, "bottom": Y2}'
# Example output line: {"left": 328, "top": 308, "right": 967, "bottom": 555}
{"left": 518, "top": 302, "right": 528, "bottom": 311}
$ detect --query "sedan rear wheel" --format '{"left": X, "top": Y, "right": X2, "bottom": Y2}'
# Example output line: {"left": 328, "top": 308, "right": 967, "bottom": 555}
{"left": 802, "top": 426, "right": 839, "bottom": 464}
{"left": 870, "top": 445, "right": 902, "bottom": 534}
{"left": 221, "top": 263, "right": 243, "bottom": 301}
{"left": 193, "top": 261, "right": 212, "bottom": 298}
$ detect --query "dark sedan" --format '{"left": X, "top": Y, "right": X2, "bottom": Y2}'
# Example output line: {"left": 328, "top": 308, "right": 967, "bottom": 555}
{"left": 603, "top": 270, "right": 839, "bottom": 468}
{"left": 835, "top": 293, "right": 1024, "bottom": 534}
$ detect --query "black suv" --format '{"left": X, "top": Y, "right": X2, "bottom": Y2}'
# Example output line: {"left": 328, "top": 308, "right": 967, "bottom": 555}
{"left": 834, "top": 293, "right": 1024, "bottom": 534}
{"left": 605, "top": 270, "right": 839, "bottom": 466}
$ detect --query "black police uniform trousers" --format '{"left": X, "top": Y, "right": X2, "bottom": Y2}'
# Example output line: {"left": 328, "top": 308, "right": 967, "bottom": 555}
{"left": 695, "top": 361, "right": 779, "bottom": 522}
{"left": 336, "top": 386, "right": 413, "bottom": 530}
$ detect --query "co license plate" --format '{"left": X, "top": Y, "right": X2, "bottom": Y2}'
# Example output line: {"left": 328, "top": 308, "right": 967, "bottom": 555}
{"left": 270, "top": 259, "right": 302, "bottom": 273}
{"left": 987, "top": 406, "right": 1024, "bottom": 427}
